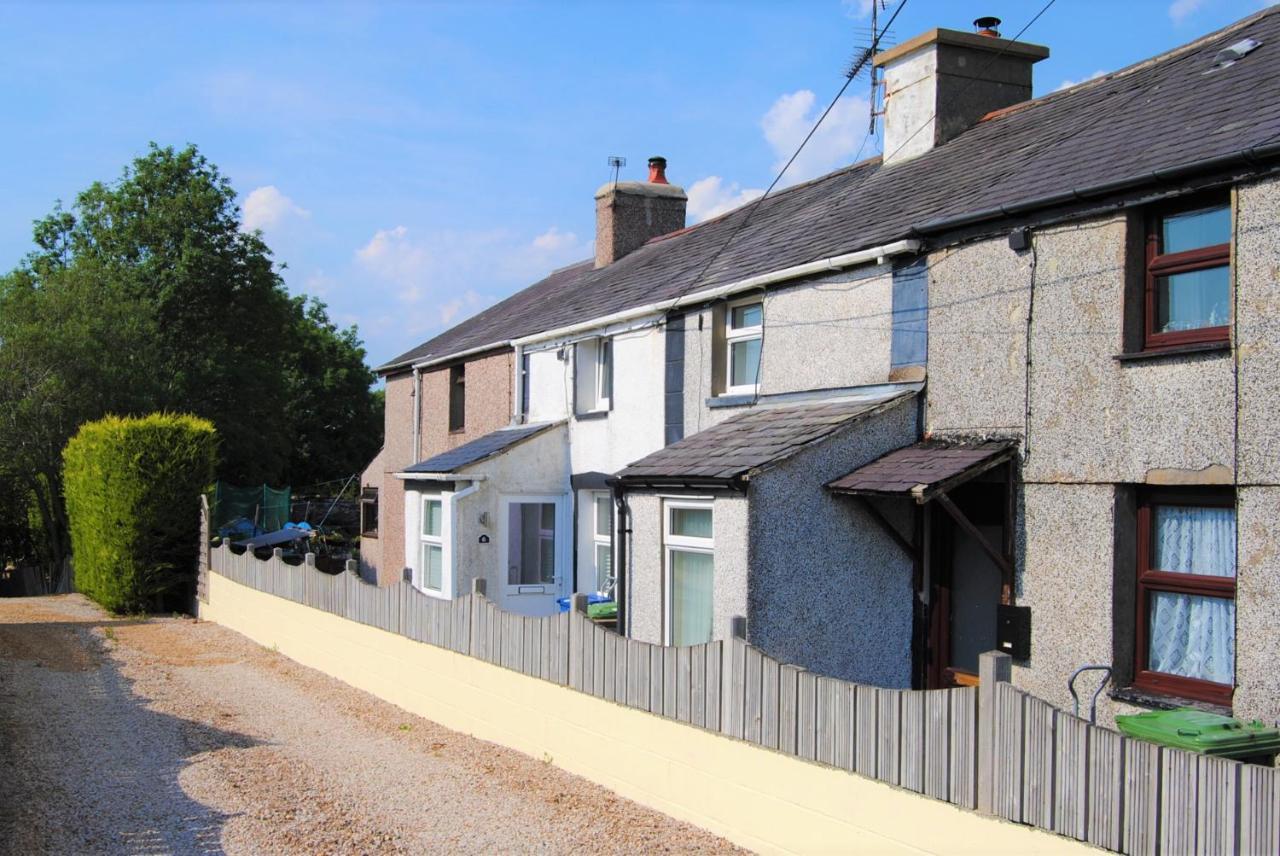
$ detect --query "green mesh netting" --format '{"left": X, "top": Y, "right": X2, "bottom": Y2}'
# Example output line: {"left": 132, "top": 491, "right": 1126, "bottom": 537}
{"left": 210, "top": 482, "right": 291, "bottom": 533}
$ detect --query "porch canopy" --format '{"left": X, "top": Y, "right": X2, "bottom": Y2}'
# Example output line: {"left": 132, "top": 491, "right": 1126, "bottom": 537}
{"left": 826, "top": 441, "right": 1015, "bottom": 504}
{"left": 396, "top": 422, "right": 557, "bottom": 479}
{"left": 827, "top": 440, "right": 1018, "bottom": 601}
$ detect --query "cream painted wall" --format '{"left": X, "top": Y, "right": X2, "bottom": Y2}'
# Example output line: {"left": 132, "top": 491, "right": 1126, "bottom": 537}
{"left": 201, "top": 572, "right": 1088, "bottom": 856}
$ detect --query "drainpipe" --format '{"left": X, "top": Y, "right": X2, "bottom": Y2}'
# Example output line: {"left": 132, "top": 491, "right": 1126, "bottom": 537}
{"left": 612, "top": 482, "right": 629, "bottom": 637}
{"left": 411, "top": 366, "right": 422, "bottom": 463}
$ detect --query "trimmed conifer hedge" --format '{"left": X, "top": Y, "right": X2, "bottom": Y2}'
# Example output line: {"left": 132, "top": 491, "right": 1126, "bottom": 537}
{"left": 63, "top": 413, "right": 217, "bottom": 613}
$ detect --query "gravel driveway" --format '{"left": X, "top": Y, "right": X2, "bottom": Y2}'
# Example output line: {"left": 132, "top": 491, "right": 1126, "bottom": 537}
{"left": 0, "top": 594, "right": 743, "bottom": 855}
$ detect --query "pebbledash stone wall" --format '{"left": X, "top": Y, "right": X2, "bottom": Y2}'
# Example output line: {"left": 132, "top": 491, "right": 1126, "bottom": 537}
{"left": 925, "top": 173, "right": 1280, "bottom": 727}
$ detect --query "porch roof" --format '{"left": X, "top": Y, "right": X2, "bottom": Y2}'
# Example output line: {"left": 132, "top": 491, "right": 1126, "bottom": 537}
{"left": 401, "top": 422, "right": 558, "bottom": 476}
{"left": 826, "top": 441, "right": 1016, "bottom": 503}
{"left": 614, "top": 392, "right": 914, "bottom": 488}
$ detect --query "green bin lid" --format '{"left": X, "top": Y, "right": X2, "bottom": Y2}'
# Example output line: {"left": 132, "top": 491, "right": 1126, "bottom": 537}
{"left": 1115, "top": 708, "right": 1280, "bottom": 758}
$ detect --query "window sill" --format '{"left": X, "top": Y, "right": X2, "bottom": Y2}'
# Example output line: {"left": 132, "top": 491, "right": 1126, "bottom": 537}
{"left": 707, "top": 393, "right": 756, "bottom": 409}
{"left": 448, "top": 428, "right": 466, "bottom": 435}
{"left": 1111, "top": 686, "right": 1232, "bottom": 717}
{"left": 574, "top": 409, "right": 609, "bottom": 422}
{"left": 1114, "top": 341, "right": 1230, "bottom": 363}
{"left": 360, "top": 532, "right": 379, "bottom": 540}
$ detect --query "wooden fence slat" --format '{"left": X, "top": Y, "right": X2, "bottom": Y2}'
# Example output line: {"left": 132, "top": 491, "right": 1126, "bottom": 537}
{"left": 744, "top": 646, "right": 763, "bottom": 744}
{"left": 950, "top": 686, "right": 977, "bottom": 810}
{"left": 662, "top": 645, "right": 678, "bottom": 719}
{"left": 796, "top": 670, "right": 818, "bottom": 761}
{"left": 760, "top": 653, "right": 780, "bottom": 750}
{"left": 899, "top": 690, "right": 925, "bottom": 792}
{"left": 690, "top": 643, "right": 706, "bottom": 727}
{"left": 723, "top": 638, "right": 745, "bottom": 739}
{"left": 1022, "top": 696, "right": 1056, "bottom": 830}
{"left": 777, "top": 664, "right": 802, "bottom": 756}
{"left": 1196, "top": 754, "right": 1238, "bottom": 856}
{"left": 1054, "top": 713, "right": 1089, "bottom": 841}
{"left": 876, "top": 689, "right": 902, "bottom": 786}
{"left": 815, "top": 676, "right": 839, "bottom": 767}
{"left": 994, "top": 682, "right": 1025, "bottom": 823}
{"left": 705, "top": 641, "right": 722, "bottom": 733}
{"left": 648, "top": 645, "right": 664, "bottom": 714}
{"left": 1124, "top": 738, "right": 1161, "bottom": 856}
{"left": 1160, "top": 747, "right": 1198, "bottom": 856}
{"left": 834, "top": 679, "right": 856, "bottom": 773}
{"left": 591, "top": 624, "right": 606, "bottom": 698}
{"left": 1240, "top": 763, "right": 1280, "bottom": 855}
{"left": 676, "top": 646, "right": 693, "bottom": 724}
{"left": 1086, "top": 723, "right": 1124, "bottom": 852}
{"left": 854, "top": 685, "right": 877, "bottom": 777}
{"left": 924, "top": 690, "right": 950, "bottom": 801}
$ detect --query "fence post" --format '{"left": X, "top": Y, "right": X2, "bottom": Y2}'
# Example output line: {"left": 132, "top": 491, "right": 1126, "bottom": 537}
{"left": 469, "top": 578, "right": 487, "bottom": 657}
{"left": 977, "top": 650, "right": 1012, "bottom": 815}
{"left": 572, "top": 592, "right": 588, "bottom": 614}
{"left": 729, "top": 615, "right": 747, "bottom": 640}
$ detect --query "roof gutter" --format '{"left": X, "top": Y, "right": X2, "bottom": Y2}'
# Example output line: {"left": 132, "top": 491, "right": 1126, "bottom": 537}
{"left": 513, "top": 238, "right": 923, "bottom": 348}
{"left": 393, "top": 472, "right": 487, "bottom": 482}
{"left": 911, "top": 140, "right": 1280, "bottom": 236}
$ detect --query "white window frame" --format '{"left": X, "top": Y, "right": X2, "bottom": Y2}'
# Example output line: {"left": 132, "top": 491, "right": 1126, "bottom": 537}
{"left": 592, "top": 492, "right": 613, "bottom": 595}
{"left": 404, "top": 488, "right": 455, "bottom": 600}
{"left": 595, "top": 337, "right": 612, "bottom": 410}
{"left": 725, "top": 297, "right": 763, "bottom": 394}
{"left": 663, "top": 499, "right": 715, "bottom": 646}
{"left": 499, "top": 494, "right": 570, "bottom": 595}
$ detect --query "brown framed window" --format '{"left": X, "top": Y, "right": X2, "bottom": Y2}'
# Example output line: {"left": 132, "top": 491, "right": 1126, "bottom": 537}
{"left": 1144, "top": 197, "right": 1231, "bottom": 350}
{"left": 448, "top": 363, "right": 466, "bottom": 432}
{"left": 359, "top": 487, "right": 379, "bottom": 538}
{"left": 1133, "top": 488, "right": 1235, "bottom": 706}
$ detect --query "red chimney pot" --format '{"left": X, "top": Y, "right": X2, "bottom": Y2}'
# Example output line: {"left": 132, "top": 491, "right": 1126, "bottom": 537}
{"left": 973, "top": 16, "right": 1001, "bottom": 37}
{"left": 648, "top": 156, "right": 669, "bottom": 184}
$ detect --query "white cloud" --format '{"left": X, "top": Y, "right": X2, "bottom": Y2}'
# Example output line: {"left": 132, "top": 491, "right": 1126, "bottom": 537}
{"left": 686, "top": 176, "right": 764, "bottom": 223}
{"left": 761, "top": 90, "right": 872, "bottom": 185}
{"left": 1169, "top": 0, "right": 1207, "bottom": 24}
{"left": 842, "top": 0, "right": 874, "bottom": 18}
{"left": 242, "top": 185, "right": 310, "bottom": 232}
{"left": 531, "top": 226, "right": 580, "bottom": 252}
{"left": 1055, "top": 69, "right": 1107, "bottom": 92}
{"left": 353, "top": 224, "right": 589, "bottom": 336}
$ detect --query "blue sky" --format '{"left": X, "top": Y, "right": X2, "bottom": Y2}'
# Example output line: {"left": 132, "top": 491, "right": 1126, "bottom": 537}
{"left": 0, "top": 0, "right": 1271, "bottom": 367}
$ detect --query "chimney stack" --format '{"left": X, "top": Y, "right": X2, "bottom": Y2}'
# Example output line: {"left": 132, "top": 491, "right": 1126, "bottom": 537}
{"left": 594, "top": 156, "right": 686, "bottom": 268}
{"left": 873, "top": 20, "right": 1048, "bottom": 166}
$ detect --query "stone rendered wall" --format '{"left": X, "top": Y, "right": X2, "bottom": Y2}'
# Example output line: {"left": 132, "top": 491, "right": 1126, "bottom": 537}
{"left": 747, "top": 396, "right": 918, "bottom": 686}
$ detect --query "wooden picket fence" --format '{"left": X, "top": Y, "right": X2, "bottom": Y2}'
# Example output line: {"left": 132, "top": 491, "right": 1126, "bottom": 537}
{"left": 206, "top": 541, "right": 1280, "bottom": 854}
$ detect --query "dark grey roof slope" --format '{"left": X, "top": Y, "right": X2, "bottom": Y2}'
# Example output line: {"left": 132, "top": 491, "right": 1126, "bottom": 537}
{"left": 402, "top": 423, "right": 557, "bottom": 475}
{"left": 381, "top": 9, "right": 1280, "bottom": 374}
{"left": 615, "top": 393, "right": 914, "bottom": 486}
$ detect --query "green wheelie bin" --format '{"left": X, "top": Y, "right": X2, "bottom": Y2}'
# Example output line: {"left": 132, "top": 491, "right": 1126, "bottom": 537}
{"left": 1115, "top": 708, "right": 1280, "bottom": 766}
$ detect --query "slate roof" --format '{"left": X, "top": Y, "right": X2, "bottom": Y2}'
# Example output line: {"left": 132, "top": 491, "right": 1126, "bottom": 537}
{"left": 614, "top": 393, "right": 914, "bottom": 485}
{"left": 380, "top": 8, "right": 1280, "bottom": 373}
{"left": 401, "top": 423, "right": 557, "bottom": 475}
{"left": 826, "top": 441, "right": 1016, "bottom": 499}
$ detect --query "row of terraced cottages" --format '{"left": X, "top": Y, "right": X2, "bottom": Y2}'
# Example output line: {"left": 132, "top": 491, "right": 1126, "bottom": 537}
{"left": 358, "top": 9, "right": 1280, "bottom": 728}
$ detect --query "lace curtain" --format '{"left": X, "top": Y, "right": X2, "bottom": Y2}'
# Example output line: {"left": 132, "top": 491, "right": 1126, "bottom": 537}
{"left": 1148, "top": 505, "right": 1235, "bottom": 684}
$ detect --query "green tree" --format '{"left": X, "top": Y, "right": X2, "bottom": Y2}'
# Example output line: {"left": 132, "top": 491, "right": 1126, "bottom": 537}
{"left": 282, "top": 296, "right": 383, "bottom": 488}
{"left": 0, "top": 143, "right": 383, "bottom": 585}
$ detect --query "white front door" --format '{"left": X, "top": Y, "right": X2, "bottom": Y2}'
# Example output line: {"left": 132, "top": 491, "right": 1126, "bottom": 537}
{"left": 497, "top": 494, "right": 570, "bottom": 616}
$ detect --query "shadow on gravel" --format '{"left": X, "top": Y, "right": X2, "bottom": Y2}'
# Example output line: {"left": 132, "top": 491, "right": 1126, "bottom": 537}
{"left": 0, "top": 616, "right": 263, "bottom": 854}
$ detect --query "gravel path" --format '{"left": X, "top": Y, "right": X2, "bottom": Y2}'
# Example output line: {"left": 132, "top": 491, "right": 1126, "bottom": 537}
{"left": 0, "top": 594, "right": 744, "bottom": 855}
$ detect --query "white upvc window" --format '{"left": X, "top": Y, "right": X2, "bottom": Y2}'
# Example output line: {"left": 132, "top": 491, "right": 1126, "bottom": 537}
{"left": 574, "top": 337, "right": 613, "bottom": 414}
{"left": 663, "top": 500, "right": 714, "bottom": 646}
{"left": 593, "top": 492, "right": 613, "bottom": 595}
{"left": 404, "top": 488, "right": 453, "bottom": 600}
{"left": 596, "top": 338, "right": 613, "bottom": 408}
{"left": 725, "top": 299, "right": 762, "bottom": 393}
{"left": 501, "top": 494, "right": 568, "bottom": 592}
{"left": 419, "top": 496, "right": 445, "bottom": 593}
